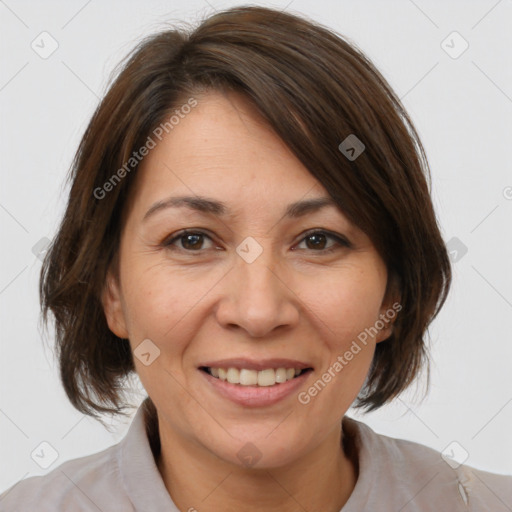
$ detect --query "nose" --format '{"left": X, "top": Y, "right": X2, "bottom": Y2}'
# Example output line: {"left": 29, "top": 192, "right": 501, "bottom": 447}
{"left": 214, "top": 246, "right": 300, "bottom": 338}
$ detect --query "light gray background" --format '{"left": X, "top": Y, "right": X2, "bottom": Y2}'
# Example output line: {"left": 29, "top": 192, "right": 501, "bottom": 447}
{"left": 1, "top": 0, "right": 511, "bottom": 494}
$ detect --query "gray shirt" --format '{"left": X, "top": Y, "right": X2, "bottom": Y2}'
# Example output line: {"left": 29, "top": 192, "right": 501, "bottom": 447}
{"left": 1, "top": 398, "right": 511, "bottom": 511}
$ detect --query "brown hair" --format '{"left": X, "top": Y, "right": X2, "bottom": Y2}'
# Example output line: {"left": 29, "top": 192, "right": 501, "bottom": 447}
{"left": 40, "top": 5, "right": 451, "bottom": 422}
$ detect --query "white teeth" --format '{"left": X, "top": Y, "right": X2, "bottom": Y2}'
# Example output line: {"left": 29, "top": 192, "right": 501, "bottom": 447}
{"left": 239, "top": 369, "right": 258, "bottom": 385}
{"left": 207, "top": 367, "right": 305, "bottom": 386}
{"left": 226, "top": 367, "right": 240, "bottom": 384}
{"left": 275, "top": 368, "right": 287, "bottom": 383}
{"left": 257, "top": 369, "right": 275, "bottom": 387}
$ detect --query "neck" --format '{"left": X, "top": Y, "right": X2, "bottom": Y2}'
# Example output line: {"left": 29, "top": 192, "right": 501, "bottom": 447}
{"left": 154, "top": 415, "right": 358, "bottom": 512}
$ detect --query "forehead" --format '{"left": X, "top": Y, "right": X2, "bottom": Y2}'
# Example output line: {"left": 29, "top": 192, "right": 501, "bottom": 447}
{"left": 129, "top": 91, "right": 327, "bottom": 214}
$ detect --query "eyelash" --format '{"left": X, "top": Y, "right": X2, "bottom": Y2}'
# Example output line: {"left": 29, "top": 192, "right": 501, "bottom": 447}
{"left": 161, "top": 229, "right": 352, "bottom": 255}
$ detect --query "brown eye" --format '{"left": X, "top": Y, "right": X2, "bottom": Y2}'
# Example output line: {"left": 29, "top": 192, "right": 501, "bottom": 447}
{"left": 181, "top": 233, "right": 205, "bottom": 250}
{"left": 294, "top": 230, "right": 351, "bottom": 253}
{"left": 304, "top": 233, "right": 328, "bottom": 250}
{"left": 163, "top": 231, "right": 215, "bottom": 251}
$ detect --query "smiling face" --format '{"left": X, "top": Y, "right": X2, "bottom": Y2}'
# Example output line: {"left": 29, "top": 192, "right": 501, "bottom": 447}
{"left": 102, "top": 89, "right": 396, "bottom": 469}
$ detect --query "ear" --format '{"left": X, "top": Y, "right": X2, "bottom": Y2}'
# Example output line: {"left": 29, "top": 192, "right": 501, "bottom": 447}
{"left": 375, "top": 273, "right": 402, "bottom": 344}
{"left": 101, "top": 268, "right": 129, "bottom": 339}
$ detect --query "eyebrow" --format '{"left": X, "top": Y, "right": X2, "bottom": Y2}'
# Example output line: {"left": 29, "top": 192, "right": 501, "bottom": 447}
{"left": 142, "top": 194, "right": 339, "bottom": 222}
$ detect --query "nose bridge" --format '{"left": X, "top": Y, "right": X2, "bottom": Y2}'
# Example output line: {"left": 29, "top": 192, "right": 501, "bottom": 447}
{"left": 216, "top": 236, "right": 299, "bottom": 337}
{"left": 240, "top": 246, "right": 278, "bottom": 295}
{"left": 236, "top": 236, "right": 282, "bottom": 309}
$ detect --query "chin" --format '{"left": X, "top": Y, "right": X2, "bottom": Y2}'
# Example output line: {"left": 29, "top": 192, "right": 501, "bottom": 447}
{"left": 200, "top": 425, "right": 311, "bottom": 470}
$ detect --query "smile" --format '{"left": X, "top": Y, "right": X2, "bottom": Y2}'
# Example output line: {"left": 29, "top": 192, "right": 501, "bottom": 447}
{"left": 198, "top": 361, "right": 314, "bottom": 407}
{"left": 201, "top": 366, "right": 311, "bottom": 386}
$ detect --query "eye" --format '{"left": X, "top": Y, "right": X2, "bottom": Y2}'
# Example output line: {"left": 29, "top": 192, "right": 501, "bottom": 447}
{"left": 162, "top": 230, "right": 217, "bottom": 252}
{"left": 162, "top": 229, "right": 350, "bottom": 254}
{"left": 293, "top": 230, "right": 351, "bottom": 253}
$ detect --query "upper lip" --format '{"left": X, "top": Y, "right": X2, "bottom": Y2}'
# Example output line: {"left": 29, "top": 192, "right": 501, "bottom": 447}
{"left": 199, "top": 358, "right": 313, "bottom": 371}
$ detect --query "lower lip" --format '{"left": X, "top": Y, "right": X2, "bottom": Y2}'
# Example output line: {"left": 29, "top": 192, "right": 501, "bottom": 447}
{"left": 199, "top": 369, "right": 312, "bottom": 407}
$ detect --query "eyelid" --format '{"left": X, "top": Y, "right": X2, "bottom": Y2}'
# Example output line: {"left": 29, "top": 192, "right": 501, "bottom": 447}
{"left": 162, "top": 228, "right": 352, "bottom": 253}
{"left": 296, "top": 228, "right": 352, "bottom": 249}
{"left": 161, "top": 229, "right": 217, "bottom": 250}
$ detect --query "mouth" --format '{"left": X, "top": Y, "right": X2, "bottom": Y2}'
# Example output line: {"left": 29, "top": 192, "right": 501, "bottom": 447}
{"left": 197, "top": 359, "right": 314, "bottom": 407}
{"left": 199, "top": 366, "right": 313, "bottom": 387}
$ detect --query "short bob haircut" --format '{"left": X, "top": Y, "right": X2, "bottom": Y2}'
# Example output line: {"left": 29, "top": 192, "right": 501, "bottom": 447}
{"left": 40, "top": 5, "right": 451, "bottom": 422}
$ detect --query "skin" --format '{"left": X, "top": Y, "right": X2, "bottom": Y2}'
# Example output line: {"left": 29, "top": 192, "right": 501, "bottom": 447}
{"left": 102, "top": 90, "right": 398, "bottom": 512}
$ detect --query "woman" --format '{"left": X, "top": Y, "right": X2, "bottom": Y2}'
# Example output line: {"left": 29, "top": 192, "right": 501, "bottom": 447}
{"left": 1, "top": 5, "right": 510, "bottom": 511}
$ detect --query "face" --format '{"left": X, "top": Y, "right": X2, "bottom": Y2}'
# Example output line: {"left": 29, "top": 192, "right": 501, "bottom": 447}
{"left": 102, "top": 90, "right": 396, "bottom": 469}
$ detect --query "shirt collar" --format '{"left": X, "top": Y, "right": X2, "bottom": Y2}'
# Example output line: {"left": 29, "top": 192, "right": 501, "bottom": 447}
{"left": 117, "top": 397, "right": 178, "bottom": 511}
{"left": 118, "top": 398, "right": 373, "bottom": 511}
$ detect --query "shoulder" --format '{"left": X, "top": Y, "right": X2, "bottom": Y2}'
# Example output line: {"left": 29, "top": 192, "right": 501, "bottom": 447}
{"left": 344, "top": 417, "right": 512, "bottom": 511}
{"left": 0, "top": 442, "right": 134, "bottom": 512}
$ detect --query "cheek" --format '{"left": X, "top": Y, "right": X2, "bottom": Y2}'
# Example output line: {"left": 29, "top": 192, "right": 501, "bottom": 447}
{"left": 295, "top": 272, "right": 382, "bottom": 426}
{"left": 300, "top": 265, "right": 385, "bottom": 345}
{"left": 120, "top": 261, "right": 225, "bottom": 345}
